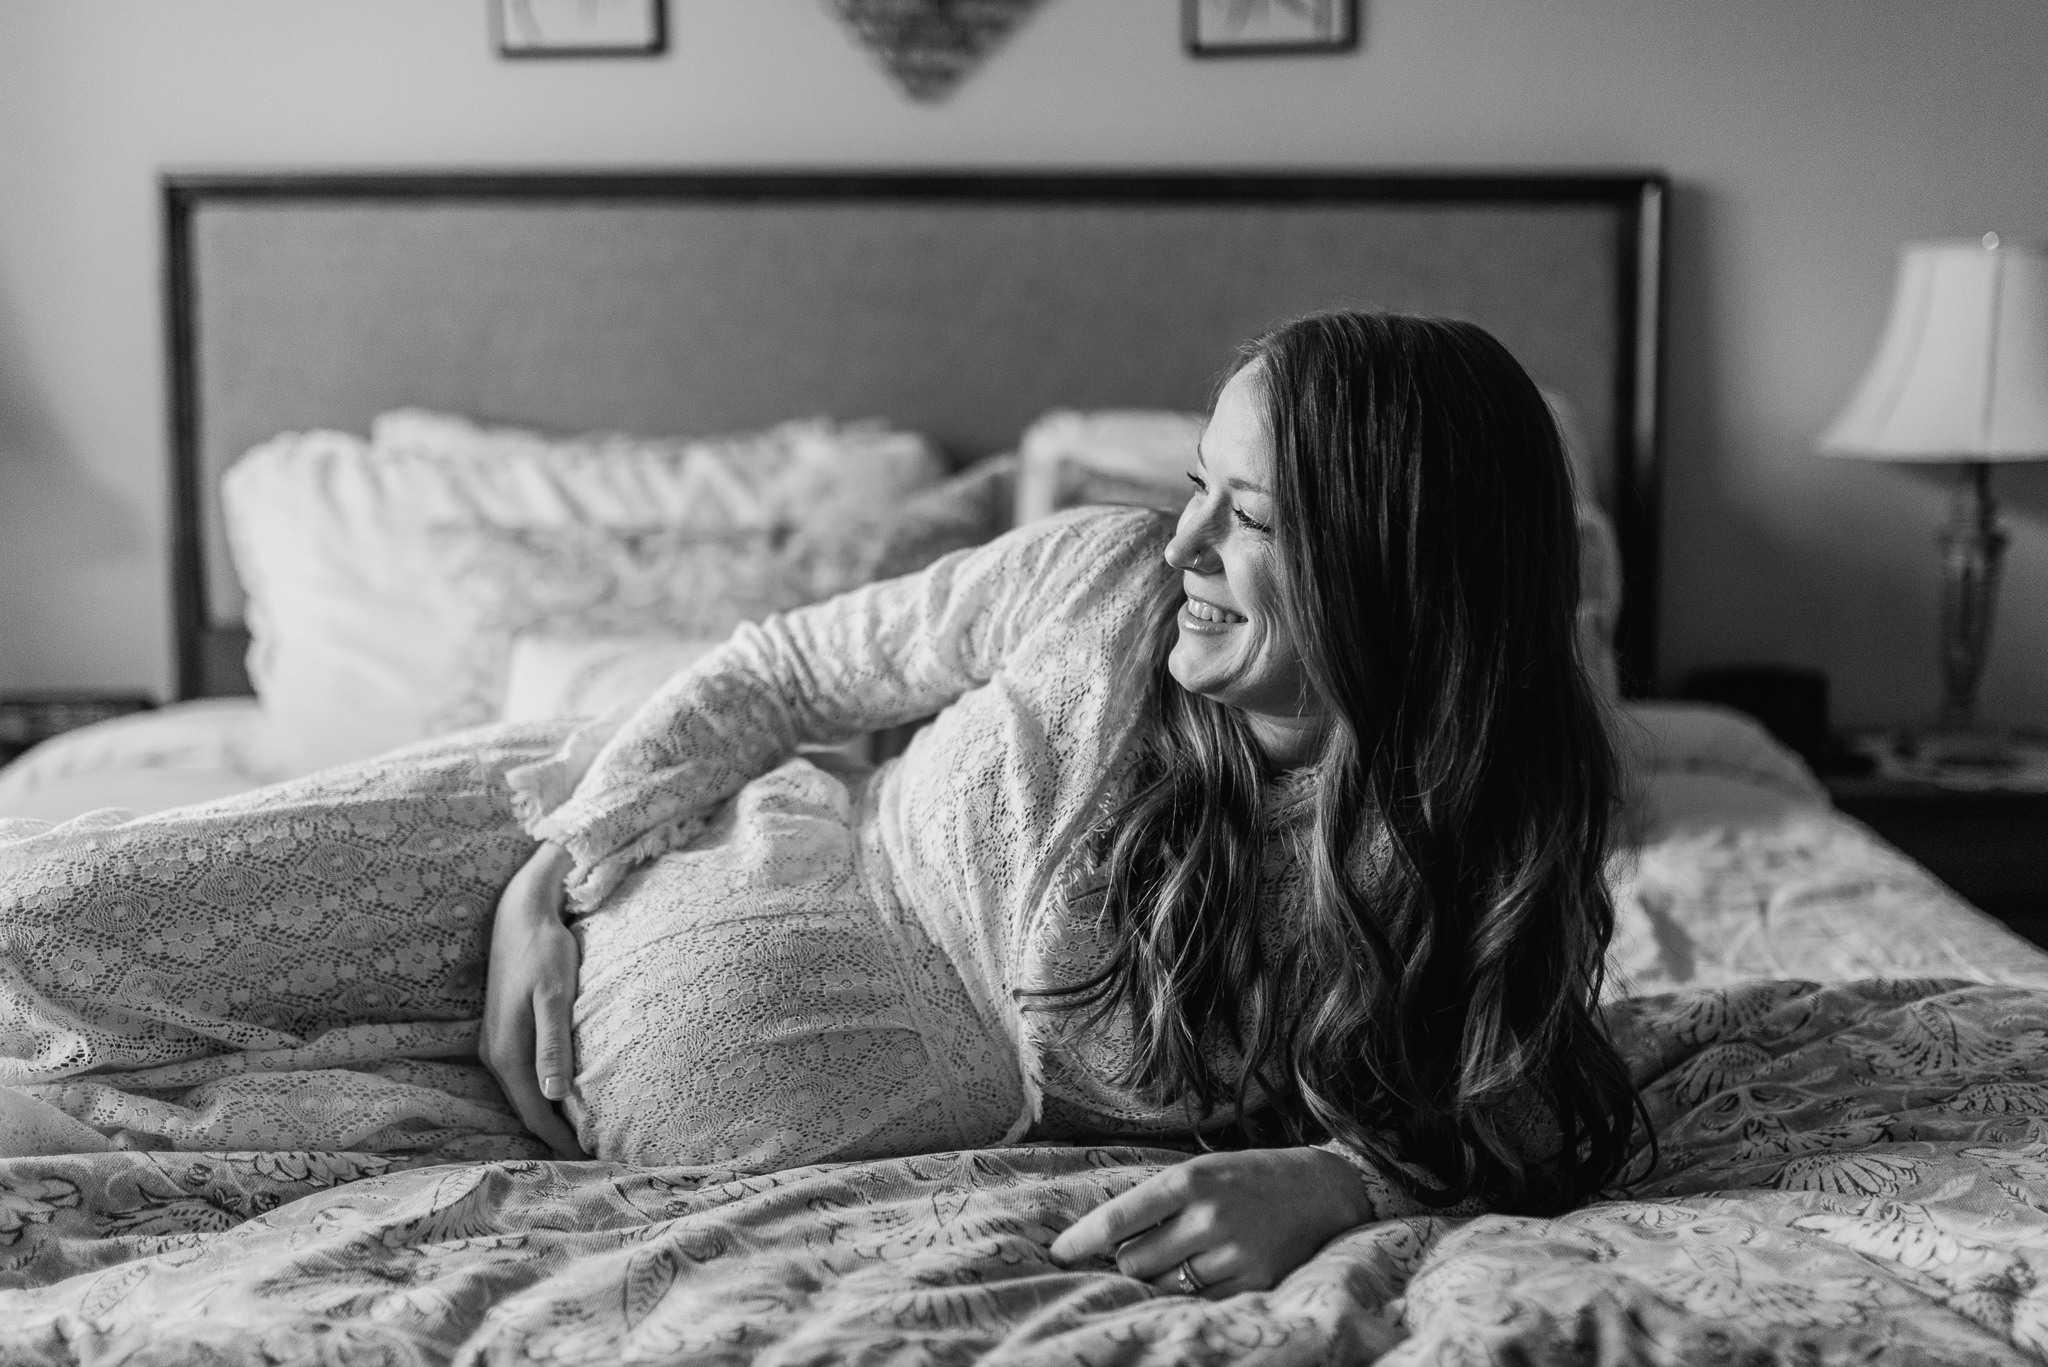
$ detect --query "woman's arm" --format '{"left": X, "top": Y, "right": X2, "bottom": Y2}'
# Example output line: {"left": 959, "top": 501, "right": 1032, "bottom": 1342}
{"left": 508, "top": 507, "right": 1167, "bottom": 912}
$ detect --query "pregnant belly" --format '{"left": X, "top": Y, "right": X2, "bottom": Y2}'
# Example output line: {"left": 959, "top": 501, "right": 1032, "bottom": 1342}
{"left": 564, "top": 756, "right": 1021, "bottom": 1168}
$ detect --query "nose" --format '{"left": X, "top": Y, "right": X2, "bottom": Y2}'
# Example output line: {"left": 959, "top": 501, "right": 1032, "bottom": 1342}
{"left": 1164, "top": 500, "right": 1223, "bottom": 575}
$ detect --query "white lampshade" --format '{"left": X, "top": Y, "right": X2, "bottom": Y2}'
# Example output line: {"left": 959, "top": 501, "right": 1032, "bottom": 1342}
{"left": 1821, "top": 236, "right": 2048, "bottom": 462}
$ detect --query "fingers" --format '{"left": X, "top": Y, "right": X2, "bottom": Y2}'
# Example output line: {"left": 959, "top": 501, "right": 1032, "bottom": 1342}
{"left": 507, "top": 1072, "right": 585, "bottom": 1159}
{"left": 1110, "top": 1218, "right": 1184, "bottom": 1281}
{"left": 1100, "top": 1216, "right": 1242, "bottom": 1300}
{"left": 484, "top": 997, "right": 587, "bottom": 1160}
{"left": 482, "top": 855, "right": 586, "bottom": 1161}
{"left": 1049, "top": 1149, "right": 1356, "bottom": 1298}
{"left": 533, "top": 986, "right": 575, "bottom": 1104}
{"left": 1108, "top": 1202, "right": 1212, "bottom": 1282}
{"left": 1049, "top": 1167, "right": 1191, "bottom": 1265}
{"left": 523, "top": 991, "right": 588, "bottom": 1159}
{"left": 1145, "top": 1246, "right": 1239, "bottom": 1300}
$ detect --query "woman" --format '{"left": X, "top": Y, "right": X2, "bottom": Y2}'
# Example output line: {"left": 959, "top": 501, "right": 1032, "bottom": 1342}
{"left": 478, "top": 310, "right": 1639, "bottom": 1296}
{"left": 0, "top": 309, "right": 1628, "bottom": 1295}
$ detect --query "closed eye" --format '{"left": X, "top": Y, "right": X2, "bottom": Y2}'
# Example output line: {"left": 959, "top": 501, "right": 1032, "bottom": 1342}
{"left": 1189, "top": 472, "right": 1270, "bottom": 533}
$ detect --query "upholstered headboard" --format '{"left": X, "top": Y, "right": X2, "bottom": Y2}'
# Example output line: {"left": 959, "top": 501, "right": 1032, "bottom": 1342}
{"left": 165, "top": 170, "right": 1665, "bottom": 698}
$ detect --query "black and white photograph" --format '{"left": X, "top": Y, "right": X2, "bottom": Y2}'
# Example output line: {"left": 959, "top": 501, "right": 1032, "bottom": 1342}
{"left": 2, "top": 2, "right": 2046, "bottom": 1362}
{"left": 1184, "top": 0, "right": 1359, "bottom": 57}
{"left": 494, "top": 0, "right": 665, "bottom": 57}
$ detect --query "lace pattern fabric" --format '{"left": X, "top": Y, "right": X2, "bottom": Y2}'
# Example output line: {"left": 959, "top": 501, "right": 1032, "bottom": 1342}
{"left": 563, "top": 753, "right": 1022, "bottom": 1166}
{"left": 522, "top": 508, "right": 1416, "bottom": 1157}
{"left": 0, "top": 510, "right": 1208, "bottom": 1166}
{"left": 511, "top": 507, "right": 1191, "bottom": 1151}
{"left": 0, "top": 726, "right": 572, "bottom": 1159}
{"left": 1, "top": 507, "right": 1406, "bottom": 1172}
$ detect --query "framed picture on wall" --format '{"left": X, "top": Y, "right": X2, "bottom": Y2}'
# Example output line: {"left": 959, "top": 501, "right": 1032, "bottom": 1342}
{"left": 494, "top": 0, "right": 666, "bottom": 58}
{"left": 1183, "top": 0, "right": 1359, "bottom": 57}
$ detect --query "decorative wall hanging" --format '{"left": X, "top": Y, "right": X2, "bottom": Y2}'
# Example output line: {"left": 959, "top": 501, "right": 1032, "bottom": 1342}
{"left": 494, "top": 0, "right": 666, "bottom": 58}
{"left": 1184, "top": 0, "right": 1358, "bottom": 57}
{"left": 823, "top": 0, "right": 1048, "bottom": 102}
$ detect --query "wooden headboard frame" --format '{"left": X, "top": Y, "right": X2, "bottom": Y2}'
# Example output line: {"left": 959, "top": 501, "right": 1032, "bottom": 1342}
{"left": 164, "top": 169, "right": 1666, "bottom": 700}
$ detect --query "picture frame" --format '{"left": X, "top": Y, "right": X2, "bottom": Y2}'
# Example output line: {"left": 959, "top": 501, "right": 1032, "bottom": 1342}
{"left": 493, "top": 0, "right": 666, "bottom": 58}
{"left": 1183, "top": 0, "right": 1359, "bottom": 57}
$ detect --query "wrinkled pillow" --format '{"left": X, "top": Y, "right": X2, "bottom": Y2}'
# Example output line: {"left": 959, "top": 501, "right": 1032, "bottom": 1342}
{"left": 499, "top": 635, "right": 719, "bottom": 724}
{"left": 428, "top": 524, "right": 808, "bottom": 730}
{"left": 1616, "top": 700, "right": 1830, "bottom": 833}
{"left": 443, "top": 457, "right": 1022, "bottom": 727}
{"left": 223, "top": 416, "right": 944, "bottom": 772}
{"left": 1016, "top": 410, "right": 1205, "bottom": 524}
{"left": 787, "top": 454, "right": 1019, "bottom": 598}
{"left": 370, "top": 408, "right": 943, "bottom": 533}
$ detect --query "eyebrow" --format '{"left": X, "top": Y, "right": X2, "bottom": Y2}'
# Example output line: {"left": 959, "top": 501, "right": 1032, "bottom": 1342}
{"left": 1191, "top": 445, "right": 1270, "bottom": 495}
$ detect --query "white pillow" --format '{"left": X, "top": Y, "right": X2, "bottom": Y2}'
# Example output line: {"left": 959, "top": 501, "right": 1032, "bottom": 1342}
{"left": 500, "top": 634, "right": 872, "bottom": 773}
{"left": 1015, "top": 410, "right": 1207, "bottom": 524}
{"left": 1617, "top": 701, "right": 1829, "bottom": 802}
{"left": 426, "top": 523, "right": 810, "bottom": 730}
{"left": 369, "top": 408, "right": 945, "bottom": 534}
{"left": 1615, "top": 701, "right": 1829, "bottom": 844}
{"left": 429, "top": 459, "right": 1022, "bottom": 729}
{"left": 500, "top": 635, "right": 717, "bottom": 724}
{"left": 223, "top": 416, "right": 943, "bottom": 773}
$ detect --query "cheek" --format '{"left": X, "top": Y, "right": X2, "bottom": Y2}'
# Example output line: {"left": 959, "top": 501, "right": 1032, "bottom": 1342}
{"left": 1236, "top": 573, "right": 1309, "bottom": 688}
{"left": 1236, "top": 559, "right": 1287, "bottom": 638}
{"left": 1243, "top": 620, "right": 1298, "bottom": 688}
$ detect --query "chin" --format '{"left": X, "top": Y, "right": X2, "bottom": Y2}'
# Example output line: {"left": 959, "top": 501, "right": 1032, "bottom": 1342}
{"left": 1166, "top": 643, "right": 1234, "bottom": 707}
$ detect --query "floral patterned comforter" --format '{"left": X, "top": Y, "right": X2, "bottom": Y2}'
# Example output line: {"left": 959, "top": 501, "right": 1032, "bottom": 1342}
{"left": 7, "top": 976, "right": 2048, "bottom": 1366}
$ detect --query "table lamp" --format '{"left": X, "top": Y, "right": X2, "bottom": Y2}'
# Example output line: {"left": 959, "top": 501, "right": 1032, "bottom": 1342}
{"left": 1821, "top": 233, "right": 2048, "bottom": 766}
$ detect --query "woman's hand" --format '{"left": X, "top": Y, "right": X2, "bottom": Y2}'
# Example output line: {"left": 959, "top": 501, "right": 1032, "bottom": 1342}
{"left": 1049, "top": 1147, "right": 1374, "bottom": 1298}
{"left": 481, "top": 841, "right": 588, "bottom": 1159}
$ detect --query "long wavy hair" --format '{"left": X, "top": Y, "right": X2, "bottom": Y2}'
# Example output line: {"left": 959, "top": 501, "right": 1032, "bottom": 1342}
{"left": 1049, "top": 311, "right": 1640, "bottom": 1214}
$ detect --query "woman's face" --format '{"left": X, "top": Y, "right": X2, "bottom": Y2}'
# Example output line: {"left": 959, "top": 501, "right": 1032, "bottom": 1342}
{"left": 1164, "top": 366, "right": 1326, "bottom": 762}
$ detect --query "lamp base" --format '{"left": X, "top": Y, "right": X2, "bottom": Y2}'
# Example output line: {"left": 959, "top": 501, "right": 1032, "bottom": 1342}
{"left": 1930, "top": 463, "right": 2009, "bottom": 753}
{"left": 1894, "top": 722, "right": 2017, "bottom": 770}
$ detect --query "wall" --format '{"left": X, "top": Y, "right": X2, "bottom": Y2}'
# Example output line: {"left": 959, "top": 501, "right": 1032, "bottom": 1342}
{"left": 1, "top": 0, "right": 2044, "bottom": 728}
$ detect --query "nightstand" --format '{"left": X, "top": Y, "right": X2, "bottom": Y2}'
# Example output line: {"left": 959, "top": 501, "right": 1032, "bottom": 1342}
{"left": 1825, "top": 736, "right": 2048, "bottom": 945}
{"left": 0, "top": 691, "right": 156, "bottom": 765}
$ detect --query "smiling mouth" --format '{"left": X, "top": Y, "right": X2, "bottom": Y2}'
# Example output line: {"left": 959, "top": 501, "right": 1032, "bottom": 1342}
{"left": 1183, "top": 596, "right": 1247, "bottom": 625}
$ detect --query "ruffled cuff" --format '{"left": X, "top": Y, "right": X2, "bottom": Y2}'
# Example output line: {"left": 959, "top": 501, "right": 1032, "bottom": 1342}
{"left": 557, "top": 815, "right": 710, "bottom": 914}
{"left": 504, "top": 706, "right": 630, "bottom": 834}
{"left": 504, "top": 705, "right": 650, "bottom": 912}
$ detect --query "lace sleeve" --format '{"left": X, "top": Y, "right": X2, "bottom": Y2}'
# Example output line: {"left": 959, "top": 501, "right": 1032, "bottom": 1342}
{"left": 508, "top": 508, "right": 1165, "bottom": 911}
{"left": 1314, "top": 1140, "right": 1487, "bottom": 1221}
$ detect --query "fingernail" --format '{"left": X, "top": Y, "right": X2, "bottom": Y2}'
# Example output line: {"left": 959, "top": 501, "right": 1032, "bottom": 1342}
{"left": 542, "top": 1076, "right": 567, "bottom": 1100}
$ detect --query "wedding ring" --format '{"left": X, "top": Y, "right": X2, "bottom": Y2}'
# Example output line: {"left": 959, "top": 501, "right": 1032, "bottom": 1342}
{"left": 1176, "top": 1257, "right": 1208, "bottom": 1294}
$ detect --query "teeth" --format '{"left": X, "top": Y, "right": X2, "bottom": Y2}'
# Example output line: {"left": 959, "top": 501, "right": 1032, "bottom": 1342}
{"left": 1186, "top": 597, "right": 1246, "bottom": 624}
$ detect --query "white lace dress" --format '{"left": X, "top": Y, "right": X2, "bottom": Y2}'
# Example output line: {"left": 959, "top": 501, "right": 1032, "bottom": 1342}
{"left": 0, "top": 506, "right": 1474, "bottom": 1220}
{"left": 507, "top": 507, "right": 1213, "bottom": 1166}
{"left": 0, "top": 508, "right": 1207, "bottom": 1165}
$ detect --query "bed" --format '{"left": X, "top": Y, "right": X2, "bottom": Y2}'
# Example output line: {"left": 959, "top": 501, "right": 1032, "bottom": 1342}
{"left": 6, "top": 170, "right": 2048, "bottom": 1365}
